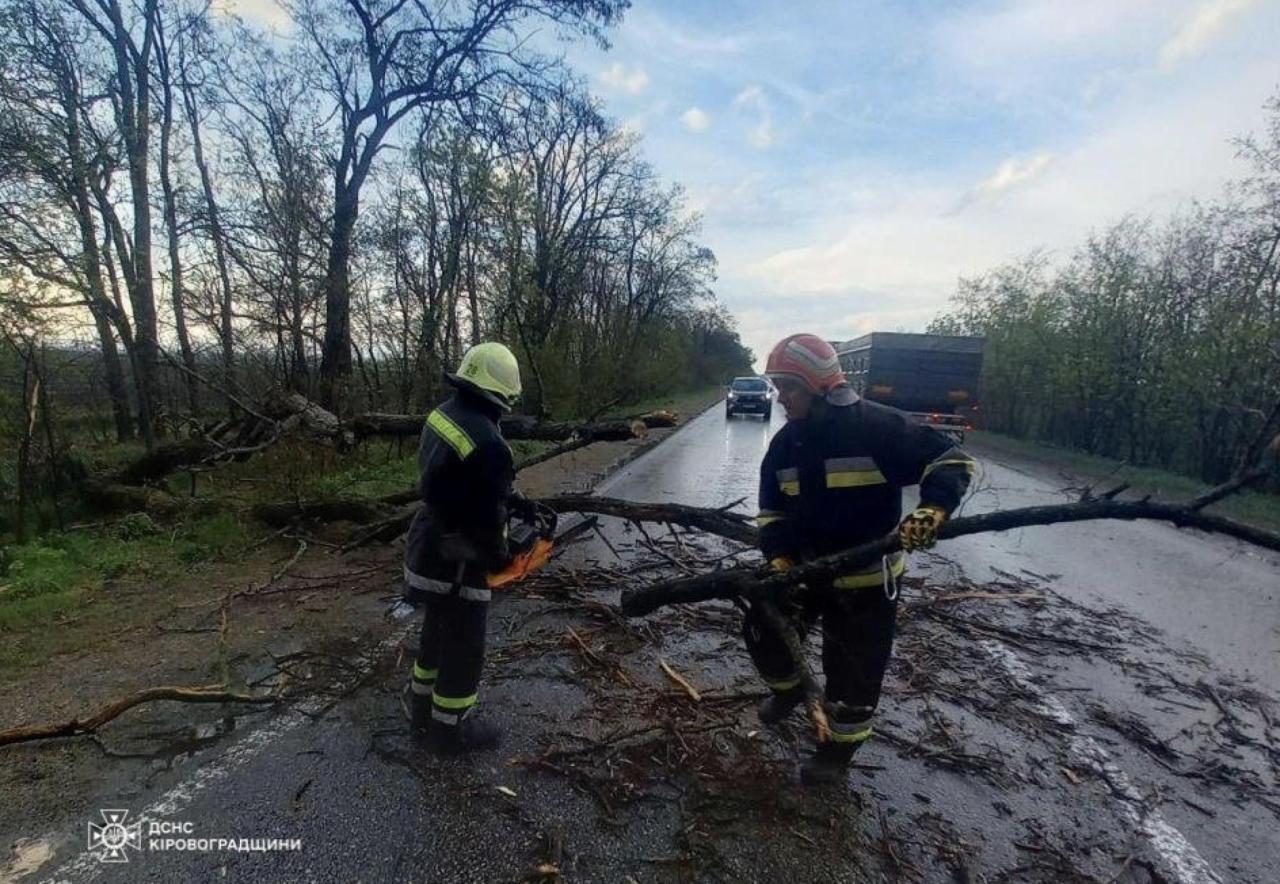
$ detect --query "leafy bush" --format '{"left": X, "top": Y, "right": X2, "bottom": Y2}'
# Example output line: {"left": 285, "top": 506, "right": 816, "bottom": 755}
{"left": 112, "top": 512, "right": 160, "bottom": 540}
{"left": 0, "top": 543, "right": 85, "bottom": 601}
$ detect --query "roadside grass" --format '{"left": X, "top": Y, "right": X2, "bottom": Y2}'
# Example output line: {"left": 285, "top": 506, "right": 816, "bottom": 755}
{"left": 305, "top": 441, "right": 421, "bottom": 501}
{"left": 0, "top": 511, "right": 250, "bottom": 673}
{"left": 968, "top": 430, "right": 1280, "bottom": 534}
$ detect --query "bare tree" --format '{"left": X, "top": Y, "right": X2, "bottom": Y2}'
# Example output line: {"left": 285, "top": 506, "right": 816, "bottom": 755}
{"left": 155, "top": 8, "right": 199, "bottom": 413}
{"left": 64, "top": 0, "right": 163, "bottom": 447}
{"left": 1, "top": 0, "right": 755, "bottom": 512}
{"left": 175, "top": 9, "right": 236, "bottom": 415}
{"left": 0, "top": 0, "right": 135, "bottom": 440}
{"left": 216, "top": 27, "right": 329, "bottom": 393}
{"left": 287, "top": 0, "right": 626, "bottom": 410}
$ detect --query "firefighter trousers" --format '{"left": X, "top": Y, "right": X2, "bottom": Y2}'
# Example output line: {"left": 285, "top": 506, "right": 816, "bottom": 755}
{"left": 742, "top": 578, "right": 898, "bottom": 720}
{"left": 414, "top": 585, "right": 489, "bottom": 725}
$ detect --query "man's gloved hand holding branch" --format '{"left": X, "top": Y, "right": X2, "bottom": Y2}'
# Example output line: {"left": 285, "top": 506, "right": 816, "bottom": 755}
{"left": 898, "top": 505, "right": 947, "bottom": 551}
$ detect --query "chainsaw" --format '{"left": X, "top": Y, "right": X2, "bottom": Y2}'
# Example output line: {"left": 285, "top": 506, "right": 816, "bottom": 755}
{"left": 487, "top": 504, "right": 596, "bottom": 588}
{"left": 400, "top": 504, "right": 596, "bottom": 610}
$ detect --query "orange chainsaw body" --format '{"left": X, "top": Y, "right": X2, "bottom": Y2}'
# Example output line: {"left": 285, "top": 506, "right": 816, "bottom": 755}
{"left": 486, "top": 537, "right": 554, "bottom": 588}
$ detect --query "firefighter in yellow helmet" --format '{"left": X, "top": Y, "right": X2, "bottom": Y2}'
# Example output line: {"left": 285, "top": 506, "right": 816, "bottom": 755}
{"left": 403, "top": 342, "right": 529, "bottom": 753}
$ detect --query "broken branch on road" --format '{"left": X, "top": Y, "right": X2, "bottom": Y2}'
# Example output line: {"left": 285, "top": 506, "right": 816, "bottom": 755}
{"left": 581, "top": 459, "right": 1277, "bottom": 743}
{"left": 658, "top": 658, "right": 703, "bottom": 702}
{"left": 0, "top": 686, "right": 280, "bottom": 749}
{"left": 618, "top": 480, "right": 1280, "bottom": 618}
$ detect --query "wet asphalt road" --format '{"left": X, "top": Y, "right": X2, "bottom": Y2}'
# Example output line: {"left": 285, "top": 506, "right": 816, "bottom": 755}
{"left": 29, "top": 402, "right": 1280, "bottom": 883}
{"left": 598, "top": 403, "right": 1280, "bottom": 882}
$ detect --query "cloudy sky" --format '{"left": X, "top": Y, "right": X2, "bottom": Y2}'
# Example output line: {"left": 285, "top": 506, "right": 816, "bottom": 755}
{"left": 222, "top": 0, "right": 1280, "bottom": 367}
{"left": 567, "top": 0, "right": 1279, "bottom": 366}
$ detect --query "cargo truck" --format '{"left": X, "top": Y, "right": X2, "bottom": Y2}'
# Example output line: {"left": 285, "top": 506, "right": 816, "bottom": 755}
{"left": 835, "top": 332, "right": 984, "bottom": 443}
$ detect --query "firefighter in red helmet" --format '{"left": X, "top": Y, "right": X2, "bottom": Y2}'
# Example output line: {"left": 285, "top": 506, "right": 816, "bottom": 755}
{"left": 750, "top": 333, "right": 975, "bottom": 784}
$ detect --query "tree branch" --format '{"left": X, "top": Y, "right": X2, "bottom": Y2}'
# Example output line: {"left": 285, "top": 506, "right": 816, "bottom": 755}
{"left": 618, "top": 490, "right": 1280, "bottom": 618}
{"left": 0, "top": 685, "right": 278, "bottom": 748}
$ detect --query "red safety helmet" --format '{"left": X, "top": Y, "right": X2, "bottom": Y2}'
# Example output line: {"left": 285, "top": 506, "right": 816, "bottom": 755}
{"left": 764, "top": 333, "right": 844, "bottom": 394}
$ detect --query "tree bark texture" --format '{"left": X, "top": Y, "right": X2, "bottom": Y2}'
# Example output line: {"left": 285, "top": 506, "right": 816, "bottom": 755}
{"left": 0, "top": 686, "right": 277, "bottom": 748}
{"left": 618, "top": 489, "right": 1280, "bottom": 617}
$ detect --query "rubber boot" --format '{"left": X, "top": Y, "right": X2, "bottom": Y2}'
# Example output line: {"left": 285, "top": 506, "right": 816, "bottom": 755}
{"left": 425, "top": 716, "right": 503, "bottom": 754}
{"left": 799, "top": 740, "right": 859, "bottom": 786}
{"left": 757, "top": 686, "right": 805, "bottom": 725}
{"left": 409, "top": 689, "right": 432, "bottom": 734}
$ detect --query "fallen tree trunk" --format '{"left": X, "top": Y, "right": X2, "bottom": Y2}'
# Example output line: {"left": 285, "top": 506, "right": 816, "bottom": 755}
{"left": 82, "top": 481, "right": 193, "bottom": 517}
{"left": 114, "top": 392, "right": 349, "bottom": 487}
{"left": 0, "top": 685, "right": 278, "bottom": 748}
{"left": 346, "top": 412, "right": 424, "bottom": 438}
{"left": 619, "top": 477, "right": 1280, "bottom": 617}
{"left": 105, "top": 391, "right": 677, "bottom": 490}
{"left": 113, "top": 424, "right": 279, "bottom": 486}
{"left": 261, "top": 390, "right": 356, "bottom": 451}
{"left": 251, "top": 498, "right": 394, "bottom": 529}
{"left": 612, "top": 464, "right": 1277, "bottom": 743}
{"left": 115, "top": 438, "right": 231, "bottom": 485}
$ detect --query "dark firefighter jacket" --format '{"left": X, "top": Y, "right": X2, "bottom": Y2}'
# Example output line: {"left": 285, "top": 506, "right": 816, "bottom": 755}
{"left": 405, "top": 389, "right": 514, "bottom": 599}
{"left": 757, "top": 397, "right": 975, "bottom": 588}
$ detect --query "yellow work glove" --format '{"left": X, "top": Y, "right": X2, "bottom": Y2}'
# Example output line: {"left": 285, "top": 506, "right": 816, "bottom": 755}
{"left": 769, "top": 556, "right": 794, "bottom": 572}
{"left": 899, "top": 505, "right": 947, "bottom": 551}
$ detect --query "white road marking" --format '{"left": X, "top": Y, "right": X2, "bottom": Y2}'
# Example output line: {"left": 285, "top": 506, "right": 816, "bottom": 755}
{"left": 44, "top": 629, "right": 411, "bottom": 883}
{"left": 979, "top": 639, "right": 1222, "bottom": 884}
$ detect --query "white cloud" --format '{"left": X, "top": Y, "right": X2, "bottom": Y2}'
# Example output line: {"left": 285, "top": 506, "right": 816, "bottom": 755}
{"left": 212, "top": 0, "right": 291, "bottom": 30}
{"left": 969, "top": 152, "right": 1056, "bottom": 201}
{"left": 733, "top": 85, "right": 766, "bottom": 110}
{"left": 684, "top": 174, "right": 766, "bottom": 217}
{"left": 680, "top": 107, "right": 711, "bottom": 133}
{"left": 946, "top": 0, "right": 1160, "bottom": 50}
{"left": 623, "top": 8, "right": 759, "bottom": 59}
{"left": 731, "top": 85, "right": 777, "bottom": 150}
{"left": 1159, "top": 0, "right": 1257, "bottom": 71}
{"left": 748, "top": 118, "right": 778, "bottom": 149}
{"left": 599, "top": 62, "right": 650, "bottom": 95}
{"left": 573, "top": 0, "right": 1279, "bottom": 368}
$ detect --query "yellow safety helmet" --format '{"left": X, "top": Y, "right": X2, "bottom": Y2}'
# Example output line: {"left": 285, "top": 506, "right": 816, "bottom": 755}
{"left": 447, "top": 342, "right": 522, "bottom": 410}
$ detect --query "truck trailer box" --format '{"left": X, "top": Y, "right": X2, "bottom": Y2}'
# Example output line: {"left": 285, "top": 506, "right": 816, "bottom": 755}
{"left": 835, "top": 332, "right": 984, "bottom": 441}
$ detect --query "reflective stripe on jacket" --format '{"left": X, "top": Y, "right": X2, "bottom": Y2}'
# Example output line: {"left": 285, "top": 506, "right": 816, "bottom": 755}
{"left": 757, "top": 398, "right": 974, "bottom": 585}
{"left": 404, "top": 390, "right": 514, "bottom": 589}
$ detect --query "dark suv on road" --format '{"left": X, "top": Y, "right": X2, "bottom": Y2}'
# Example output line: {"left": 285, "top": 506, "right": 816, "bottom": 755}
{"left": 725, "top": 376, "right": 773, "bottom": 420}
